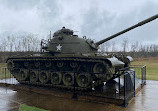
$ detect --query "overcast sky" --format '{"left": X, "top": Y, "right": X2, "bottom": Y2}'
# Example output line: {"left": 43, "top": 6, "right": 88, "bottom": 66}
{"left": 0, "top": 0, "right": 158, "bottom": 46}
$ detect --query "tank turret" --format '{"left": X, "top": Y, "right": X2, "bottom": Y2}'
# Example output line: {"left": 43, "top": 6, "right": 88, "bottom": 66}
{"left": 41, "top": 27, "right": 98, "bottom": 55}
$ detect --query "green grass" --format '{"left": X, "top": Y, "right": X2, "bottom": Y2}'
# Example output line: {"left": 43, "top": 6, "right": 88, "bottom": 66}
{"left": 132, "top": 57, "right": 158, "bottom": 81}
{"left": 0, "top": 63, "right": 7, "bottom": 67}
{"left": 19, "top": 104, "right": 50, "bottom": 111}
{"left": 0, "top": 63, "right": 12, "bottom": 79}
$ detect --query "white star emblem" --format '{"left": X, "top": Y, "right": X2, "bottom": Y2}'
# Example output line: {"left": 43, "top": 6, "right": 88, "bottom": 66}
{"left": 56, "top": 44, "right": 62, "bottom": 51}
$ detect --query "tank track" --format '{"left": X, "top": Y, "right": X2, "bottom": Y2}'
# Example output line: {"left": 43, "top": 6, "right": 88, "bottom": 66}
{"left": 7, "top": 56, "right": 113, "bottom": 90}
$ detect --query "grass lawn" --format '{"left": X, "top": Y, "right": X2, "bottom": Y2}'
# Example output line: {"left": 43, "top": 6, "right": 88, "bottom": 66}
{"left": 0, "top": 63, "right": 12, "bottom": 79}
{"left": 19, "top": 104, "right": 50, "bottom": 111}
{"left": 0, "top": 63, "right": 7, "bottom": 67}
{"left": 132, "top": 57, "right": 158, "bottom": 81}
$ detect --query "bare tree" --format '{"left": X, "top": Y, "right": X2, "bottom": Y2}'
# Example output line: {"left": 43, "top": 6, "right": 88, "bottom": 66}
{"left": 122, "top": 38, "right": 129, "bottom": 52}
{"left": 111, "top": 41, "right": 116, "bottom": 52}
{"left": 130, "top": 41, "right": 139, "bottom": 52}
{"left": 0, "top": 38, "right": 8, "bottom": 51}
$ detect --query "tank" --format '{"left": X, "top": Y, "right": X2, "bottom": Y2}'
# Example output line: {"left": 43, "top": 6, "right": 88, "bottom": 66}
{"left": 7, "top": 14, "right": 158, "bottom": 90}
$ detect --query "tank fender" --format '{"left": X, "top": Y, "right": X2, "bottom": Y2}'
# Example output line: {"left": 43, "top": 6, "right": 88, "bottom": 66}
{"left": 6, "top": 58, "right": 10, "bottom": 63}
{"left": 106, "top": 57, "right": 125, "bottom": 67}
{"left": 126, "top": 56, "right": 133, "bottom": 62}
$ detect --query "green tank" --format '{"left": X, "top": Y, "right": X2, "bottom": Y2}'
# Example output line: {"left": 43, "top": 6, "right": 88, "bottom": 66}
{"left": 7, "top": 14, "right": 158, "bottom": 90}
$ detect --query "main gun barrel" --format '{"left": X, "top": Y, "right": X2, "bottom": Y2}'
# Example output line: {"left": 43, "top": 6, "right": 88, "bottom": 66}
{"left": 96, "top": 14, "right": 158, "bottom": 46}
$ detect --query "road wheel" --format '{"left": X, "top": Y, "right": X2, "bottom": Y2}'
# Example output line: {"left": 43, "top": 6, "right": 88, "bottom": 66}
{"left": 30, "top": 70, "right": 39, "bottom": 83}
{"left": 51, "top": 72, "right": 62, "bottom": 85}
{"left": 77, "top": 73, "right": 92, "bottom": 88}
{"left": 18, "top": 69, "right": 28, "bottom": 81}
{"left": 39, "top": 71, "right": 50, "bottom": 84}
{"left": 63, "top": 72, "right": 74, "bottom": 86}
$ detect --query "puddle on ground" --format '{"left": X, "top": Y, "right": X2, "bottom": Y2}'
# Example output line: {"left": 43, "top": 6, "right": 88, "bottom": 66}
{"left": 0, "top": 80, "right": 158, "bottom": 111}
{"left": 0, "top": 87, "right": 16, "bottom": 93}
{"left": 0, "top": 78, "right": 19, "bottom": 84}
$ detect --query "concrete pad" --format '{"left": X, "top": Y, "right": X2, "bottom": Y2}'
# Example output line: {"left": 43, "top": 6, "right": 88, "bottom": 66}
{"left": 0, "top": 80, "right": 158, "bottom": 111}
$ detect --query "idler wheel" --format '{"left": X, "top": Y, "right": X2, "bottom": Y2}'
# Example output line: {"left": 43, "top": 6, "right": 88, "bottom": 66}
{"left": 12, "top": 72, "right": 18, "bottom": 78}
{"left": 63, "top": 72, "right": 74, "bottom": 86}
{"left": 39, "top": 71, "right": 50, "bottom": 84}
{"left": 51, "top": 72, "right": 62, "bottom": 85}
{"left": 11, "top": 69, "right": 20, "bottom": 78}
{"left": 18, "top": 69, "right": 28, "bottom": 81}
{"left": 7, "top": 60, "right": 14, "bottom": 73}
{"left": 70, "top": 62, "right": 78, "bottom": 68}
{"left": 7, "top": 60, "right": 13, "bottom": 69}
{"left": 77, "top": 73, "right": 92, "bottom": 88}
{"left": 30, "top": 70, "right": 39, "bottom": 82}
{"left": 57, "top": 62, "right": 64, "bottom": 68}
{"left": 93, "top": 63, "right": 108, "bottom": 79}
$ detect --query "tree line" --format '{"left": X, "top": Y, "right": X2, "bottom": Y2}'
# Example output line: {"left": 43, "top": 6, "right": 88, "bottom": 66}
{"left": 99, "top": 39, "right": 158, "bottom": 58}
{"left": 0, "top": 33, "right": 41, "bottom": 63}
{"left": 0, "top": 33, "right": 40, "bottom": 52}
{"left": 0, "top": 34, "right": 158, "bottom": 63}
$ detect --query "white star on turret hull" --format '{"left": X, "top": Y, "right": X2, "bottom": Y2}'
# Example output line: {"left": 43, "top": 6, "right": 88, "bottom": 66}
{"left": 56, "top": 44, "right": 62, "bottom": 51}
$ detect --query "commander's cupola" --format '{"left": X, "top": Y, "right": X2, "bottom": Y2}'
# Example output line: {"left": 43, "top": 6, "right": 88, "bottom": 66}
{"left": 53, "top": 27, "right": 74, "bottom": 37}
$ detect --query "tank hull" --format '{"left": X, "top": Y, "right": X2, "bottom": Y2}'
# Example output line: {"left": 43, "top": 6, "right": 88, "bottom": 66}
{"left": 7, "top": 55, "right": 122, "bottom": 90}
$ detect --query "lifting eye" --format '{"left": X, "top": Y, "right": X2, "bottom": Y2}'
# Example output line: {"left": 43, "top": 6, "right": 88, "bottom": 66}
{"left": 83, "top": 36, "right": 86, "bottom": 39}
